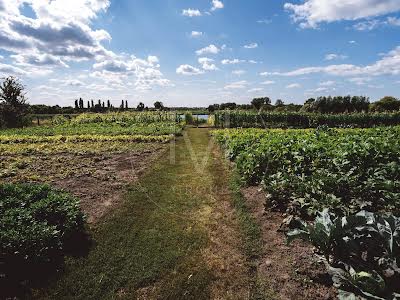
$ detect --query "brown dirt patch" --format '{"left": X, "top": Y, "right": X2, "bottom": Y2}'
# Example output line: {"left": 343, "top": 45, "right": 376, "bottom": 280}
{"left": 54, "top": 148, "right": 166, "bottom": 223}
{"left": 0, "top": 145, "right": 167, "bottom": 224}
{"left": 242, "top": 186, "right": 337, "bottom": 300}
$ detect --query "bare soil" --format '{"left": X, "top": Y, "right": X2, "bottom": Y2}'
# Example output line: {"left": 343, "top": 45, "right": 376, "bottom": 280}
{"left": 54, "top": 148, "right": 167, "bottom": 223}
{"left": 0, "top": 145, "right": 167, "bottom": 224}
{"left": 242, "top": 186, "right": 337, "bottom": 300}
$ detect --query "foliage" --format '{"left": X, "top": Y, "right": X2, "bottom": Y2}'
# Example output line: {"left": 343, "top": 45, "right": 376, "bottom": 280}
{"left": 214, "top": 111, "right": 400, "bottom": 128}
{"left": 0, "top": 76, "right": 30, "bottom": 128}
{"left": 212, "top": 127, "right": 400, "bottom": 218}
{"left": 154, "top": 101, "right": 164, "bottom": 110}
{"left": 251, "top": 97, "right": 271, "bottom": 110}
{"left": 0, "top": 183, "right": 86, "bottom": 281}
{"left": 287, "top": 210, "right": 400, "bottom": 300}
{"left": 71, "top": 112, "right": 182, "bottom": 124}
{"left": 301, "top": 96, "right": 370, "bottom": 114}
{"left": 372, "top": 97, "right": 400, "bottom": 113}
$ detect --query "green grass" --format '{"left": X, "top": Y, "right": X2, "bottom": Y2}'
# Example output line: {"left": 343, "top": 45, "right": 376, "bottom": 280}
{"left": 36, "top": 128, "right": 215, "bottom": 299}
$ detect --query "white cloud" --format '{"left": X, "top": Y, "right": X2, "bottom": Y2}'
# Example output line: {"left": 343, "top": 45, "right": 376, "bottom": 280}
{"left": 387, "top": 16, "right": 400, "bottom": 26}
{"left": 353, "top": 19, "right": 381, "bottom": 31}
{"left": 353, "top": 16, "right": 400, "bottom": 31}
{"left": 191, "top": 31, "right": 203, "bottom": 37}
{"left": 257, "top": 19, "right": 272, "bottom": 24}
{"left": 319, "top": 80, "right": 335, "bottom": 86}
{"left": 232, "top": 70, "right": 246, "bottom": 75}
{"left": 196, "top": 44, "right": 220, "bottom": 55}
{"left": 224, "top": 80, "right": 248, "bottom": 89}
{"left": 176, "top": 64, "right": 204, "bottom": 75}
{"left": 325, "top": 53, "right": 348, "bottom": 61}
{"left": 247, "top": 88, "right": 264, "bottom": 93}
{"left": 211, "top": 0, "right": 224, "bottom": 11}
{"left": 261, "top": 80, "right": 275, "bottom": 85}
{"left": 0, "top": 0, "right": 112, "bottom": 68}
{"left": 0, "top": 62, "right": 27, "bottom": 75}
{"left": 284, "top": 0, "right": 400, "bottom": 28}
{"left": 93, "top": 55, "right": 171, "bottom": 90}
{"left": 265, "top": 46, "right": 400, "bottom": 77}
{"left": 182, "top": 9, "right": 202, "bottom": 17}
{"left": 198, "top": 57, "right": 218, "bottom": 71}
{"left": 286, "top": 83, "right": 301, "bottom": 89}
{"left": 221, "top": 58, "right": 245, "bottom": 64}
{"left": 349, "top": 40, "right": 357, "bottom": 44}
{"left": 348, "top": 77, "right": 372, "bottom": 85}
{"left": 244, "top": 43, "right": 258, "bottom": 49}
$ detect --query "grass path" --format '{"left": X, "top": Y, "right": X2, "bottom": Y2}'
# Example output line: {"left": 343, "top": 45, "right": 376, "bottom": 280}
{"left": 38, "top": 128, "right": 260, "bottom": 299}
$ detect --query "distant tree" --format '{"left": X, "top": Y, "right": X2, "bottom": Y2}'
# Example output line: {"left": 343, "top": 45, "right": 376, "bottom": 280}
{"left": 98, "top": 99, "right": 101, "bottom": 107}
{"left": 372, "top": 96, "right": 400, "bottom": 112}
{"left": 301, "top": 96, "right": 369, "bottom": 113}
{"left": 74, "top": 99, "right": 79, "bottom": 109}
{"left": 275, "top": 99, "right": 284, "bottom": 107}
{"left": 102, "top": 101, "right": 105, "bottom": 108}
{"left": 154, "top": 101, "right": 163, "bottom": 110}
{"left": 79, "top": 98, "right": 84, "bottom": 109}
{"left": 251, "top": 97, "right": 270, "bottom": 110}
{"left": 137, "top": 102, "right": 145, "bottom": 111}
{"left": 107, "top": 100, "right": 111, "bottom": 108}
{"left": 91, "top": 99, "right": 94, "bottom": 108}
{"left": 208, "top": 105, "right": 216, "bottom": 112}
{"left": 0, "top": 76, "right": 29, "bottom": 128}
{"left": 120, "top": 100, "right": 125, "bottom": 110}
{"left": 87, "top": 101, "right": 90, "bottom": 109}
{"left": 220, "top": 102, "right": 237, "bottom": 110}
{"left": 125, "top": 100, "right": 128, "bottom": 109}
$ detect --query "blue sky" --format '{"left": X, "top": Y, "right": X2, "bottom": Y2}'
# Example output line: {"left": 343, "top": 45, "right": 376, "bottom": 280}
{"left": 0, "top": 0, "right": 399, "bottom": 107}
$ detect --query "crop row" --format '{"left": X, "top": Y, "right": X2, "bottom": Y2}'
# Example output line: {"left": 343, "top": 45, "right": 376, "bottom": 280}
{"left": 213, "top": 126, "right": 400, "bottom": 217}
{"left": 213, "top": 126, "right": 400, "bottom": 298}
{"left": 0, "top": 134, "right": 174, "bottom": 144}
{"left": 71, "top": 112, "right": 183, "bottom": 124}
{"left": 1, "top": 122, "right": 183, "bottom": 137}
{"left": 214, "top": 111, "right": 400, "bottom": 128}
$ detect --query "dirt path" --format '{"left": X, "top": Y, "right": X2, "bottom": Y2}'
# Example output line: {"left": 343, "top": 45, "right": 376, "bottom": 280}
{"left": 38, "top": 128, "right": 253, "bottom": 299}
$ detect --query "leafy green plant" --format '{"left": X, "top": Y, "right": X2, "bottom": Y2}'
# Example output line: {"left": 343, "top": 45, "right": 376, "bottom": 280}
{"left": 0, "top": 184, "right": 86, "bottom": 281}
{"left": 287, "top": 210, "right": 400, "bottom": 299}
{"left": 212, "top": 127, "right": 400, "bottom": 217}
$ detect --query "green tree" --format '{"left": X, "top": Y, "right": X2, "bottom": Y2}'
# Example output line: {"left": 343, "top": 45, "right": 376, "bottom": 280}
{"left": 154, "top": 101, "right": 163, "bottom": 110}
{"left": 275, "top": 99, "right": 284, "bottom": 107}
{"left": 137, "top": 102, "right": 145, "bottom": 111}
{"left": 251, "top": 97, "right": 270, "bottom": 110}
{"left": 372, "top": 96, "right": 400, "bottom": 112}
{"left": 0, "top": 76, "right": 29, "bottom": 128}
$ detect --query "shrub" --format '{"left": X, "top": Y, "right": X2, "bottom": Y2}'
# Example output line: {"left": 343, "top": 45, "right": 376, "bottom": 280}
{"left": 0, "top": 184, "right": 86, "bottom": 281}
{"left": 287, "top": 210, "right": 400, "bottom": 299}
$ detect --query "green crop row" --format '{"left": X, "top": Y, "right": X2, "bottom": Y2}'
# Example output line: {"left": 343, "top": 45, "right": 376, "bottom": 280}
{"left": 71, "top": 112, "right": 183, "bottom": 124}
{"left": 214, "top": 111, "right": 400, "bottom": 128}
{"left": 0, "top": 134, "right": 174, "bottom": 144}
{"left": 0, "top": 122, "right": 183, "bottom": 137}
{"left": 213, "top": 126, "right": 400, "bottom": 218}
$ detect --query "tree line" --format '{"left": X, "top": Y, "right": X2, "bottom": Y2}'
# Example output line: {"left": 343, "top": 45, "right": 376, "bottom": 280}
{"left": 208, "top": 95, "right": 400, "bottom": 114}
{"left": 1, "top": 76, "right": 400, "bottom": 129}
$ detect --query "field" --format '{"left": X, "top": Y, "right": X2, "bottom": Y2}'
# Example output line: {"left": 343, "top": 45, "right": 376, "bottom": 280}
{"left": 0, "top": 113, "right": 182, "bottom": 223}
{"left": 2, "top": 111, "right": 400, "bottom": 300}
{"left": 213, "top": 125, "right": 400, "bottom": 299}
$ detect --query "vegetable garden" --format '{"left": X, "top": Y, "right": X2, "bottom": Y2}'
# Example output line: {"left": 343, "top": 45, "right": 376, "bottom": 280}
{"left": 0, "top": 112, "right": 184, "bottom": 296}
{"left": 213, "top": 126, "right": 400, "bottom": 299}
{"left": 214, "top": 111, "right": 400, "bottom": 128}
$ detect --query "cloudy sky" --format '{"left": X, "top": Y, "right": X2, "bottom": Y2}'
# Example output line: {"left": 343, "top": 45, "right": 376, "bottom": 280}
{"left": 0, "top": 0, "right": 400, "bottom": 107}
